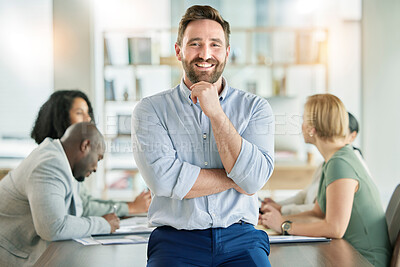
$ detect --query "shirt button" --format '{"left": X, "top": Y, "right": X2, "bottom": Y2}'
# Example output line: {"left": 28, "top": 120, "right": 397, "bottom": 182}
{"left": 204, "top": 162, "right": 208, "bottom": 166}
{"left": 203, "top": 134, "right": 207, "bottom": 139}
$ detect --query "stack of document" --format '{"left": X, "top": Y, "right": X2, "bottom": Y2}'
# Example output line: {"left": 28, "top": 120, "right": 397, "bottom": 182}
{"left": 91, "top": 216, "right": 155, "bottom": 237}
{"left": 74, "top": 235, "right": 149, "bottom": 246}
{"left": 115, "top": 216, "right": 155, "bottom": 234}
{"left": 74, "top": 216, "right": 154, "bottom": 246}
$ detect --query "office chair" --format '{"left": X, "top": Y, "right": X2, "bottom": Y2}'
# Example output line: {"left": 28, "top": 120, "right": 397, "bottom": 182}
{"left": 386, "top": 184, "right": 400, "bottom": 267}
{"left": 392, "top": 232, "right": 400, "bottom": 267}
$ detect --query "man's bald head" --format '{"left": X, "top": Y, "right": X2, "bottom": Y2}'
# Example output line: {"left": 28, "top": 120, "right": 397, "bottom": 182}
{"left": 61, "top": 122, "right": 105, "bottom": 182}
{"left": 61, "top": 122, "right": 105, "bottom": 151}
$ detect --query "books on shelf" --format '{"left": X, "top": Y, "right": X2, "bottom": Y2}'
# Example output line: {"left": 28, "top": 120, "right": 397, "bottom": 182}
{"left": 104, "top": 79, "right": 115, "bottom": 101}
{"left": 128, "top": 37, "right": 152, "bottom": 65}
{"left": 105, "top": 34, "right": 161, "bottom": 66}
{"left": 104, "top": 35, "right": 130, "bottom": 65}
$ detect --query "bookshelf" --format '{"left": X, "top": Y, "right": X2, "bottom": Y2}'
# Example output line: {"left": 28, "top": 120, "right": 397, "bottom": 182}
{"left": 99, "top": 26, "right": 328, "bottom": 198}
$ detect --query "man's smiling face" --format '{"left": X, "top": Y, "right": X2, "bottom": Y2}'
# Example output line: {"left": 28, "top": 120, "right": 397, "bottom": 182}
{"left": 175, "top": 19, "right": 230, "bottom": 87}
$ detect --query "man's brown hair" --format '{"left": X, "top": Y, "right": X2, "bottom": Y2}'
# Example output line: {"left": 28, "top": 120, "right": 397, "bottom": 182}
{"left": 177, "top": 5, "right": 230, "bottom": 47}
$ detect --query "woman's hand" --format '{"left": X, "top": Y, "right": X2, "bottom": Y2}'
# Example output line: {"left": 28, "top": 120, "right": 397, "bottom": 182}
{"left": 258, "top": 204, "right": 284, "bottom": 233}
{"left": 261, "top": 197, "right": 282, "bottom": 213}
{"left": 128, "top": 190, "right": 151, "bottom": 214}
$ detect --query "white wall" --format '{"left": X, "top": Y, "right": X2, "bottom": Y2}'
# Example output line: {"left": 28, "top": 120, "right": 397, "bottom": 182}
{"left": 53, "top": 0, "right": 93, "bottom": 98}
{"left": 0, "top": 0, "right": 53, "bottom": 138}
{"left": 363, "top": 0, "right": 400, "bottom": 206}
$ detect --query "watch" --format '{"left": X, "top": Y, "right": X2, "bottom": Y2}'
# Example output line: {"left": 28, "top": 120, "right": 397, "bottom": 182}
{"left": 281, "top": 220, "right": 292, "bottom": 235}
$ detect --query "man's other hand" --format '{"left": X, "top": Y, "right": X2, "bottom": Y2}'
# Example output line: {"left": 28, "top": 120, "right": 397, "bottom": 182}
{"left": 102, "top": 213, "right": 120, "bottom": 233}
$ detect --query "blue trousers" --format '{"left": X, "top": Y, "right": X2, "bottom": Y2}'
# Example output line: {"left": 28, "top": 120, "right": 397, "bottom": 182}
{"left": 147, "top": 222, "right": 271, "bottom": 267}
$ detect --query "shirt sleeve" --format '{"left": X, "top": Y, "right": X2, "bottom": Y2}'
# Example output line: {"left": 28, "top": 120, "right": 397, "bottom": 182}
{"left": 280, "top": 203, "right": 315, "bottom": 215}
{"left": 318, "top": 157, "right": 360, "bottom": 214}
{"left": 27, "top": 165, "right": 111, "bottom": 241}
{"left": 278, "top": 190, "right": 307, "bottom": 206}
{"left": 80, "top": 185, "right": 129, "bottom": 217}
{"left": 324, "top": 158, "right": 360, "bottom": 186}
{"left": 227, "top": 98, "right": 274, "bottom": 194}
{"left": 277, "top": 163, "right": 322, "bottom": 207}
{"left": 132, "top": 98, "right": 201, "bottom": 200}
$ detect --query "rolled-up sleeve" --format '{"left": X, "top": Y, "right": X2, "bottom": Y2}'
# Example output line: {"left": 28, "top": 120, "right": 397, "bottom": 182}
{"left": 132, "top": 98, "right": 201, "bottom": 200}
{"left": 227, "top": 99, "right": 274, "bottom": 194}
{"left": 80, "top": 185, "right": 130, "bottom": 217}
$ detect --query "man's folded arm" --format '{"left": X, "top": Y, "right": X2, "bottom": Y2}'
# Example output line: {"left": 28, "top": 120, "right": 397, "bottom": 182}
{"left": 132, "top": 99, "right": 247, "bottom": 200}
{"left": 184, "top": 168, "right": 249, "bottom": 199}
{"left": 226, "top": 100, "right": 275, "bottom": 194}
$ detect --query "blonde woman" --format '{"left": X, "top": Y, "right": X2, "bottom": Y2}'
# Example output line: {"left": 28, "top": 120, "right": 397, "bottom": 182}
{"left": 259, "top": 94, "right": 391, "bottom": 267}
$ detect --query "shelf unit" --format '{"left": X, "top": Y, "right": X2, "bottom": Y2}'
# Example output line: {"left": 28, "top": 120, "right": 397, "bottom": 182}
{"left": 100, "top": 26, "right": 328, "bottom": 198}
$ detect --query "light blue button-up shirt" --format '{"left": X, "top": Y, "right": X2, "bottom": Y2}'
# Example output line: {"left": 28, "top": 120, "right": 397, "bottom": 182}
{"left": 132, "top": 78, "right": 274, "bottom": 230}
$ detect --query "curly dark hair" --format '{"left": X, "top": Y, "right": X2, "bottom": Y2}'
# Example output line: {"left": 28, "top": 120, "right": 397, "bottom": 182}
{"left": 30, "top": 90, "right": 95, "bottom": 144}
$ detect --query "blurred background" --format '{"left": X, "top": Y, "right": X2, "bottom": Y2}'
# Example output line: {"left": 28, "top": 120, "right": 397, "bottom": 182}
{"left": 0, "top": 0, "right": 398, "bottom": 207}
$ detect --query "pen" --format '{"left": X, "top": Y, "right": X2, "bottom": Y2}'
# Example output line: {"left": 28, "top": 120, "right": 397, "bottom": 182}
{"left": 258, "top": 197, "right": 264, "bottom": 214}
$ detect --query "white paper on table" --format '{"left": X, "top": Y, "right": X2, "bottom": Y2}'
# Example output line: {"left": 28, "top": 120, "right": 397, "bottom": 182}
{"left": 95, "top": 238, "right": 138, "bottom": 245}
{"left": 119, "top": 216, "right": 149, "bottom": 227}
{"left": 115, "top": 216, "right": 155, "bottom": 234}
{"left": 74, "top": 235, "right": 149, "bottom": 246}
{"left": 73, "top": 237, "right": 101, "bottom": 246}
{"left": 269, "top": 235, "right": 331, "bottom": 244}
{"left": 123, "top": 235, "right": 149, "bottom": 243}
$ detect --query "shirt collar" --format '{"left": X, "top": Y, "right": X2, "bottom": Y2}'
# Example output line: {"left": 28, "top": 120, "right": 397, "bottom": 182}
{"left": 179, "top": 77, "right": 229, "bottom": 105}
{"left": 179, "top": 79, "right": 193, "bottom": 105}
{"left": 219, "top": 77, "right": 229, "bottom": 101}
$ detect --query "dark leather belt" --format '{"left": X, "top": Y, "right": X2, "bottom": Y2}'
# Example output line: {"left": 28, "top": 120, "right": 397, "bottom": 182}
{"left": 235, "top": 220, "right": 250, "bottom": 225}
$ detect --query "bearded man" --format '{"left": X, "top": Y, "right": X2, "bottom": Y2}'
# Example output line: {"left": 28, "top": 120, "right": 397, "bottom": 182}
{"left": 132, "top": 5, "right": 275, "bottom": 267}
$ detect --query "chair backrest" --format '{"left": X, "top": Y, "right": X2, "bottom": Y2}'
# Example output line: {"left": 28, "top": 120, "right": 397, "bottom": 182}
{"left": 391, "top": 232, "right": 400, "bottom": 267}
{"left": 387, "top": 184, "right": 400, "bottom": 247}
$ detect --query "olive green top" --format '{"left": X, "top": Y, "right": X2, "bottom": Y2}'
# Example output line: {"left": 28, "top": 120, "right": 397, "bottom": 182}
{"left": 317, "top": 145, "right": 391, "bottom": 267}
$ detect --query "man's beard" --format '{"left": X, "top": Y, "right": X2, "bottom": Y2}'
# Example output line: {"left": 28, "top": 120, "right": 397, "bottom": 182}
{"left": 72, "top": 168, "right": 86, "bottom": 182}
{"left": 74, "top": 175, "right": 85, "bottom": 182}
{"left": 182, "top": 57, "right": 227, "bottom": 84}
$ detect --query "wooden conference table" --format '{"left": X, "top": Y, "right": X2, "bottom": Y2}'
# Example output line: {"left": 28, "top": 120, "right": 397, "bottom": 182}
{"left": 34, "top": 236, "right": 372, "bottom": 267}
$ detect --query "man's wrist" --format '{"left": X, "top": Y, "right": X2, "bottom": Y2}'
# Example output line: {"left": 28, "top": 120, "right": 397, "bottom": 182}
{"left": 208, "top": 108, "right": 226, "bottom": 125}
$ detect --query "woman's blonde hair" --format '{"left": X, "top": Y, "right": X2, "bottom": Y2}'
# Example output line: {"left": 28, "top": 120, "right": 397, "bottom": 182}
{"left": 304, "top": 94, "right": 349, "bottom": 140}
